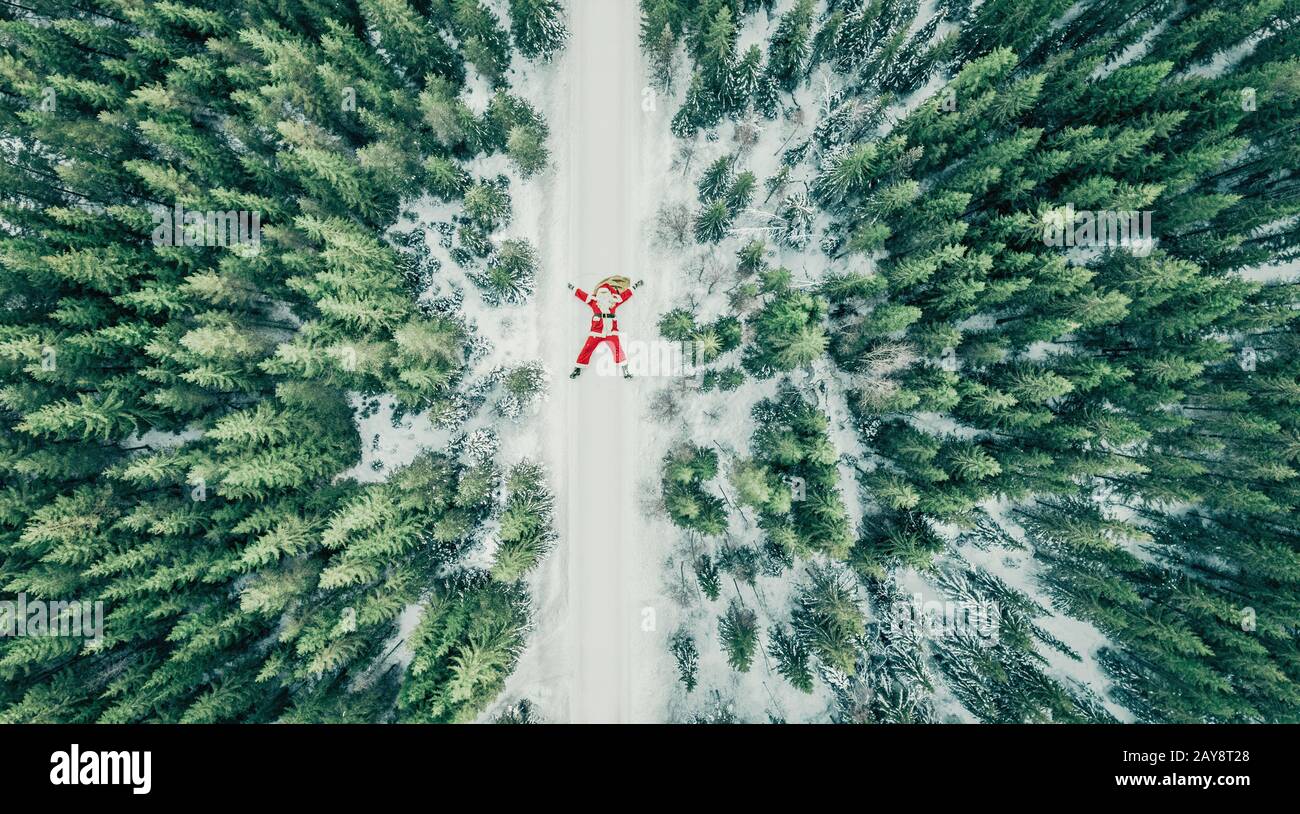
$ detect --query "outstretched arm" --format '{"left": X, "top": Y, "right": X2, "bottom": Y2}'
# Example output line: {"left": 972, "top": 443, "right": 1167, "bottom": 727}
{"left": 620, "top": 280, "right": 643, "bottom": 302}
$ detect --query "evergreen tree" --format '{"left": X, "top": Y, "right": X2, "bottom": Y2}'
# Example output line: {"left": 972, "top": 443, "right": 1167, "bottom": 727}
{"left": 0, "top": 0, "right": 565, "bottom": 723}
{"left": 768, "top": 624, "right": 814, "bottom": 692}
{"left": 669, "top": 629, "right": 700, "bottom": 692}
{"left": 509, "top": 0, "right": 570, "bottom": 61}
{"left": 718, "top": 598, "right": 759, "bottom": 672}
{"left": 765, "top": 0, "right": 815, "bottom": 92}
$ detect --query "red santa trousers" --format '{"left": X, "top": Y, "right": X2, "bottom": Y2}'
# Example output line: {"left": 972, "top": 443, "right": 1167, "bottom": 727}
{"left": 575, "top": 334, "right": 627, "bottom": 367}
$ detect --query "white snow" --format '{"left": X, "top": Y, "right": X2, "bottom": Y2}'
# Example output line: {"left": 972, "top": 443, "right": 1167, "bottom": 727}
{"left": 490, "top": 0, "right": 1300, "bottom": 723}
{"left": 489, "top": 0, "right": 646, "bottom": 723}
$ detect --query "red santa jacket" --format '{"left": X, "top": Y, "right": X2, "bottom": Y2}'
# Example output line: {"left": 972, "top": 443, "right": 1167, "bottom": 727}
{"left": 575, "top": 285, "right": 632, "bottom": 336}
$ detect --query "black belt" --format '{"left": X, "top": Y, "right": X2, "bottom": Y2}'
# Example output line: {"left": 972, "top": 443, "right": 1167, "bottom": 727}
{"left": 597, "top": 313, "right": 615, "bottom": 318}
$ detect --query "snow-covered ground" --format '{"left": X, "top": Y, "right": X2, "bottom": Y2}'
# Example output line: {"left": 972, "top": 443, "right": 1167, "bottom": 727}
{"left": 561, "top": 0, "right": 643, "bottom": 723}
{"left": 501, "top": 0, "right": 809, "bottom": 723}
{"left": 493, "top": 0, "right": 649, "bottom": 723}
{"left": 496, "top": 0, "right": 1300, "bottom": 724}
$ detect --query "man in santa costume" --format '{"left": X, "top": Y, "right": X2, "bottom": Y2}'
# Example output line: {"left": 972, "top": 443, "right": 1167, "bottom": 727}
{"left": 567, "top": 276, "right": 644, "bottom": 379}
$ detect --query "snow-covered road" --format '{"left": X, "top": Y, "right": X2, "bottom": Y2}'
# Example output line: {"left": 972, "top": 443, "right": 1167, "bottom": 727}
{"left": 489, "top": 0, "right": 660, "bottom": 724}
{"left": 564, "top": 0, "right": 642, "bottom": 723}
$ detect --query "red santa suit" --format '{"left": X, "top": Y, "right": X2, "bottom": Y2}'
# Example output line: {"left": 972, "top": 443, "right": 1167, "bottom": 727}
{"left": 573, "top": 284, "right": 632, "bottom": 367}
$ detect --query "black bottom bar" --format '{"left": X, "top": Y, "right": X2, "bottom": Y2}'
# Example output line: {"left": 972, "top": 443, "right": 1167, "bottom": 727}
{"left": 4, "top": 724, "right": 1283, "bottom": 800}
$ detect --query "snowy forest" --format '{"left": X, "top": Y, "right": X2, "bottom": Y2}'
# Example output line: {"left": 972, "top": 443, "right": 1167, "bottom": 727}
{"left": 645, "top": 0, "right": 1300, "bottom": 724}
{"left": 1, "top": 0, "right": 1299, "bottom": 725}
{"left": 0, "top": 0, "right": 566, "bottom": 723}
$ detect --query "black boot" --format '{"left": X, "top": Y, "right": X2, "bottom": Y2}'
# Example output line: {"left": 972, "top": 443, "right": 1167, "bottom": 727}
{"left": 570, "top": 367, "right": 582, "bottom": 379}
{"left": 622, "top": 368, "right": 633, "bottom": 379}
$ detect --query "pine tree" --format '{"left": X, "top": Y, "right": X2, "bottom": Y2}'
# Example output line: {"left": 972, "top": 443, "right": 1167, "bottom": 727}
{"left": 669, "top": 629, "right": 700, "bottom": 692}
{"left": 765, "top": 0, "right": 815, "bottom": 92}
{"left": 768, "top": 624, "right": 814, "bottom": 692}
{"left": 694, "top": 553, "right": 722, "bottom": 600}
{"left": 718, "top": 598, "right": 759, "bottom": 672}
{"left": 743, "top": 290, "right": 829, "bottom": 376}
{"left": 0, "top": 0, "right": 565, "bottom": 723}
{"left": 509, "top": 0, "right": 570, "bottom": 61}
{"left": 791, "top": 564, "right": 864, "bottom": 675}
{"left": 472, "top": 239, "right": 539, "bottom": 306}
